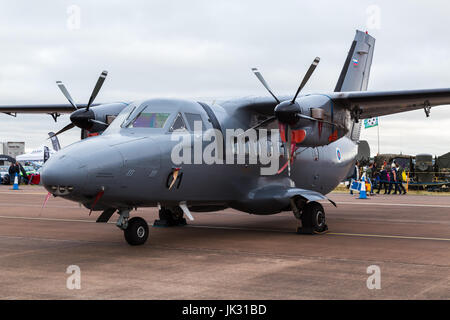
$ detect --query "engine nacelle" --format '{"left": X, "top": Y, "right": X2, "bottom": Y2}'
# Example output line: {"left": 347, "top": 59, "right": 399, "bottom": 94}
{"left": 276, "top": 95, "right": 348, "bottom": 147}
{"left": 70, "top": 102, "right": 128, "bottom": 133}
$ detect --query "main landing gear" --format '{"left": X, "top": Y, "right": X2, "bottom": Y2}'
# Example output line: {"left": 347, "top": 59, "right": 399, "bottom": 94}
{"left": 291, "top": 198, "right": 328, "bottom": 234}
{"left": 153, "top": 206, "right": 187, "bottom": 227}
{"left": 115, "top": 209, "right": 149, "bottom": 246}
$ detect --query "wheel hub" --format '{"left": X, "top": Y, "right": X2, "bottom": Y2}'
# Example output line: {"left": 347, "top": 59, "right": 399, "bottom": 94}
{"left": 316, "top": 211, "right": 325, "bottom": 227}
{"left": 136, "top": 226, "right": 145, "bottom": 238}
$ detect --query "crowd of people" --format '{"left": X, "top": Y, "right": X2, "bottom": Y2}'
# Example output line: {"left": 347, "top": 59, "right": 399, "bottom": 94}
{"left": 350, "top": 160, "right": 407, "bottom": 195}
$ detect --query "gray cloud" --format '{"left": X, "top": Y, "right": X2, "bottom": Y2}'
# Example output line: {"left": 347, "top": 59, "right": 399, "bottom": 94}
{"left": 0, "top": 0, "right": 449, "bottom": 156}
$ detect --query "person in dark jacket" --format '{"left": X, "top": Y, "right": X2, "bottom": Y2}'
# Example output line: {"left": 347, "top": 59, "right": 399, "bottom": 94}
{"left": 8, "top": 162, "right": 20, "bottom": 184}
{"left": 376, "top": 166, "right": 388, "bottom": 194}
{"left": 387, "top": 166, "right": 400, "bottom": 194}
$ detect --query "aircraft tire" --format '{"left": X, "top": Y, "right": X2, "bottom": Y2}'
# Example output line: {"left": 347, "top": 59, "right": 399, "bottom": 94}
{"left": 124, "top": 217, "right": 149, "bottom": 246}
{"left": 158, "top": 207, "right": 186, "bottom": 226}
{"left": 301, "top": 201, "right": 327, "bottom": 233}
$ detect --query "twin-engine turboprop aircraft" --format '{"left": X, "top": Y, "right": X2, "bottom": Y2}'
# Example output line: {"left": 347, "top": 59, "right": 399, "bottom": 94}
{"left": 1, "top": 30, "right": 450, "bottom": 245}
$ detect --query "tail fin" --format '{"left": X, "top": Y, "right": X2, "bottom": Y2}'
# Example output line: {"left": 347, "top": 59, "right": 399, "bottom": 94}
{"left": 334, "top": 30, "right": 375, "bottom": 92}
{"left": 48, "top": 132, "right": 61, "bottom": 151}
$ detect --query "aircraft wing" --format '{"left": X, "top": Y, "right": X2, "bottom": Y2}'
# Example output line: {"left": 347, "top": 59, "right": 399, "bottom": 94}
{"left": 0, "top": 103, "right": 96, "bottom": 114}
{"left": 331, "top": 88, "right": 450, "bottom": 118}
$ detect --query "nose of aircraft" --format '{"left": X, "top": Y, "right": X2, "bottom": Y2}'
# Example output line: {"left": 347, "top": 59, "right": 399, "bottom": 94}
{"left": 41, "top": 154, "right": 88, "bottom": 196}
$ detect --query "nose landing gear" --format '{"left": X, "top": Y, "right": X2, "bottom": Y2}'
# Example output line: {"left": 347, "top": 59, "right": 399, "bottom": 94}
{"left": 124, "top": 217, "right": 149, "bottom": 246}
{"left": 115, "top": 209, "right": 149, "bottom": 245}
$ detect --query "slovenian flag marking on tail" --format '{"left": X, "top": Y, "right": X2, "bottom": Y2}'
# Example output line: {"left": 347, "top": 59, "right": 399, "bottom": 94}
{"left": 364, "top": 117, "right": 378, "bottom": 128}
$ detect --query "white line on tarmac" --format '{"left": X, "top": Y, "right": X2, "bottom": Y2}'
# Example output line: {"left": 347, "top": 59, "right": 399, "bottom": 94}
{"left": 334, "top": 201, "right": 450, "bottom": 208}
{"left": 0, "top": 215, "right": 95, "bottom": 223}
{"left": 186, "top": 224, "right": 450, "bottom": 241}
{"left": 0, "top": 203, "right": 81, "bottom": 209}
{"left": 0, "top": 192, "right": 47, "bottom": 195}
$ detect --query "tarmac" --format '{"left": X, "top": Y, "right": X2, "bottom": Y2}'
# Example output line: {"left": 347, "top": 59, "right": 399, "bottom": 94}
{"left": 0, "top": 185, "right": 448, "bottom": 299}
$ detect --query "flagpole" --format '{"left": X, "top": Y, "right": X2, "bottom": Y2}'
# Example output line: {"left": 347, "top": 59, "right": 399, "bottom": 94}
{"left": 377, "top": 118, "right": 380, "bottom": 155}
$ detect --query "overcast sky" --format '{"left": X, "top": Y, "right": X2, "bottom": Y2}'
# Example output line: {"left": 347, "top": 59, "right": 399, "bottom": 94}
{"left": 0, "top": 0, "right": 449, "bottom": 156}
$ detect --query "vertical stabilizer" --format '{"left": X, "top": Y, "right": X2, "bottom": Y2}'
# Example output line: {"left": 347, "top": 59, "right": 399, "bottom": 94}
{"left": 334, "top": 30, "right": 375, "bottom": 92}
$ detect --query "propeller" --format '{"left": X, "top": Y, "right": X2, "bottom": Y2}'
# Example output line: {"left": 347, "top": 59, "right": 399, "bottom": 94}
{"left": 51, "top": 71, "right": 108, "bottom": 138}
{"left": 53, "top": 123, "right": 76, "bottom": 137}
{"left": 251, "top": 57, "right": 321, "bottom": 176}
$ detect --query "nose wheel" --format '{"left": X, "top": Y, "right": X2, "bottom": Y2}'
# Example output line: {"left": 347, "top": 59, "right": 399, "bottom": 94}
{"left": 115, "top": 209, "right": 149, "bottom": 245}
{"left": 123, "top": 217, "right": 149, "bottom": 246}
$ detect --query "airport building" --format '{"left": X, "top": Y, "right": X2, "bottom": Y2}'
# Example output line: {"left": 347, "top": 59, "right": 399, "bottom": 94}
{"left": 0, "top": 141, "right": 25, "bottom": 164}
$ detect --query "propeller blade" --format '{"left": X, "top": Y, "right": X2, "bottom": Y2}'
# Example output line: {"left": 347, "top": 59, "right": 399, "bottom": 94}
{"left": 87, "top": 71, "right": 108, "bottom": 110}
{"left": 50, "top": 122, "right": 75, "bottom": 138}
{"left": 298, "top": 113, "right": 318, "bottom": 122}
{"left": 286, "top": 125, "right": 292, "bottom": 176}
{"left": 251, "top": 68, "right": 280, "bottom": 104}
{"left": 277, "top": 123, "right": 297, "bottom": 178}
{"left": 81, "top": 129, "right": 88, "bottom": 140}
{"left": 292, "top": 57, "right": 320, "bottom": 103}
{"left": 251, "top": 116, "right": 277, "bottom": 130}
{"left": 297, "top": 113, "right": 339, "bottom": 126}
{"left": 277, "top": 122, "right": 288, "bottom": 175}
{"left": 56, "top": 81, "right": 78, "bottom": 110}
{"left": 89, "top": 119, "right": 109, "bottom": 127}
{"left": 236, "top": 116, "right": 277, "bottom": 138}
{"left": 237, "top": 116, "right": 277, "bottom": 137}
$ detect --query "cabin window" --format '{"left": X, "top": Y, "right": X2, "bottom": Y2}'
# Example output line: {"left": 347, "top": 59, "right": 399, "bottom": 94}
{"left": 127, "top": 107, "right": 170, "bottom": 128}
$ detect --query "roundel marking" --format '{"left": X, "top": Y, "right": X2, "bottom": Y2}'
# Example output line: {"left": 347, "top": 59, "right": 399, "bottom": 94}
{"left": 336, "top": 147, "right": 342, "bottom": 162}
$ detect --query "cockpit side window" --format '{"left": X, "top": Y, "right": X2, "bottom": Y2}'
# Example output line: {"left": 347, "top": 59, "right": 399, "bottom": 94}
{"left": 169, "top": 113, "right": 187, "bottom": 132}
{"left": 103, "top": 104, "right": 135, "bottom": 134}
{"left": 185, "top": 113, "right": 205, "bottom": 132}
{"left": 127, "top": 106, "right": 170, "bottom": 128}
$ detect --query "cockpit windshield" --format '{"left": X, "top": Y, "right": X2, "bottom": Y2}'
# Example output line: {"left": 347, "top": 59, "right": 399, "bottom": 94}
{"left": 103, "top": 103, "right": 174, "bottom": 135}
{"left": 127, "top": 107, "right": 170, "bottom": 128}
